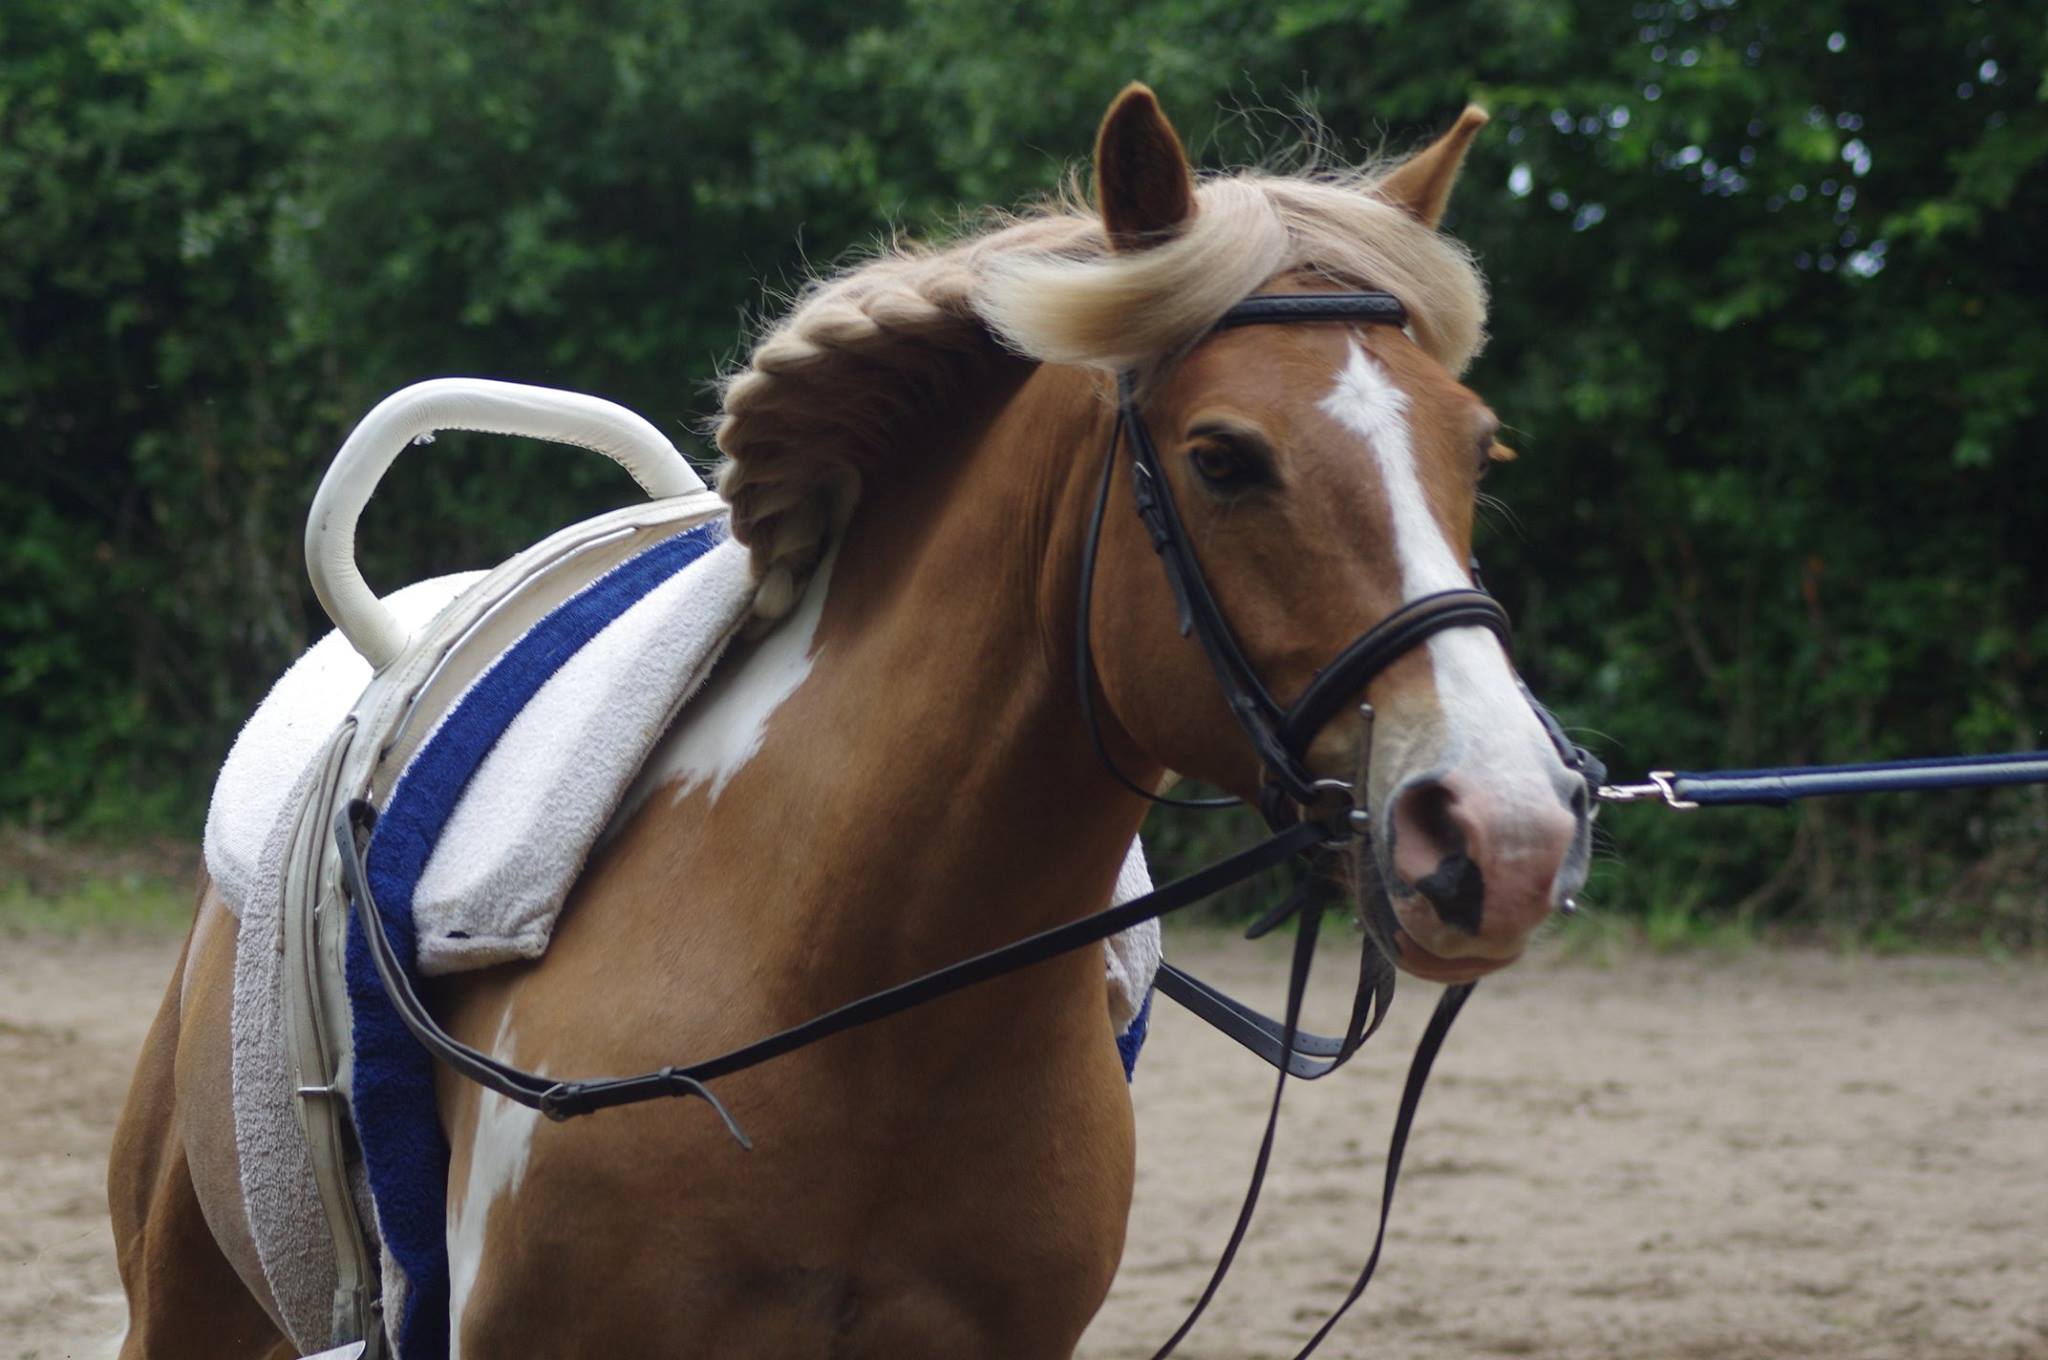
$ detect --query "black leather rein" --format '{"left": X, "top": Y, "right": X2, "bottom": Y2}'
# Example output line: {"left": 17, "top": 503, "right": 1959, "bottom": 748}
{"left": 336, "top": 798, "right": 1338, "bottom": 1128}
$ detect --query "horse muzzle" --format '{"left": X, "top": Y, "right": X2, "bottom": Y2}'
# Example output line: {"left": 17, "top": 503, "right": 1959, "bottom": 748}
{"left": 1377, "top": 766, "right": 1589, "bottom": 978}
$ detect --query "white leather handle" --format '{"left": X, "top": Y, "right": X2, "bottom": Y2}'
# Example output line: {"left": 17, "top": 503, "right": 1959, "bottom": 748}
{"left": 306, "top": 378, "right": 706, "bottom": 669}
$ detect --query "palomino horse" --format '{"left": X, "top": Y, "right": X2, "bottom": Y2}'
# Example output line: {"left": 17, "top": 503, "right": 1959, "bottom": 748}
{"left": 109, "top": 85, "right": 1590, "bottom": 1358}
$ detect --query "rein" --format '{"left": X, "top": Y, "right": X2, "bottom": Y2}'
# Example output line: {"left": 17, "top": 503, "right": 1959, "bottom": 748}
{"left": 337, "top": 799, "right": 1338, "bottom": 1127}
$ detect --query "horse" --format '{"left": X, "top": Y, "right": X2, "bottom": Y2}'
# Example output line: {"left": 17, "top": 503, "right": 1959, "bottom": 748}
{"left": 107, "top": 84, "right": 1591, "bottom": 1359}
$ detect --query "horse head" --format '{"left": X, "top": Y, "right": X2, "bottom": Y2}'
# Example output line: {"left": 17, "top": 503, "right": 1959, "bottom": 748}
{"left": 1044, "top": 87, "right": 1593, "bottom": 983}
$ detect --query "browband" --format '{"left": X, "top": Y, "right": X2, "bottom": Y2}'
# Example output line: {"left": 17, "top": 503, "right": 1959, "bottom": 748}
{"left": 1214, "top": 292, "right": 1410, "bottom": 330}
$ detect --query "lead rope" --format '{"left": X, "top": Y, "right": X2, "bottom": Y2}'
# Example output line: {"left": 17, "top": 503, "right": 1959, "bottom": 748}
{"left": 1599, "top": 748, "right": 2048, "bottom": 808}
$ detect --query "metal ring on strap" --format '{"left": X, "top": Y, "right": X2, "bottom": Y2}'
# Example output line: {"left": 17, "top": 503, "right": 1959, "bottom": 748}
{"left": 305, "top": 378, "right": 705, "bottom": 669}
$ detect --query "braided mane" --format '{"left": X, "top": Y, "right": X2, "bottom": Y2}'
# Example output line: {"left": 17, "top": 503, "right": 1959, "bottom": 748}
{"left": 716, "top": 165, "right": 1489, "bottom": 622}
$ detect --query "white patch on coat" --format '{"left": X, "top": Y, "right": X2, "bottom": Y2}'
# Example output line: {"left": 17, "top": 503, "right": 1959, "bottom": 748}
{"left": 619, "top": 536, "right": 839, "bottom": 816}
{"left": 446, "top": 1016, "right": 542, "bottom": 1360}
{"left": 1318, "top": 339, "right": 1558, "bottom": 787}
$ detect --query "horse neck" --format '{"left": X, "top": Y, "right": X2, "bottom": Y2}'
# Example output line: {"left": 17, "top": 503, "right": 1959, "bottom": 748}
{"left": 722, "top": 358, "right": 1152, "bottom": 983}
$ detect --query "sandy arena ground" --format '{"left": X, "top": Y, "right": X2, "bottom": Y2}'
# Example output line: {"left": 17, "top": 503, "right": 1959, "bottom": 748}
{"left": 4, "top": 928, "right": 2045, "bottom": 1359}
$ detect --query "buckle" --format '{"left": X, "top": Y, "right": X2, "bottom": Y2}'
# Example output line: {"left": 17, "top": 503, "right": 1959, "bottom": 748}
{"left": 1305, "top": 778, "right": 1358, "bottom": 847}
{"left": 1595, "top": 771, "right": 1698, "bottom": 810}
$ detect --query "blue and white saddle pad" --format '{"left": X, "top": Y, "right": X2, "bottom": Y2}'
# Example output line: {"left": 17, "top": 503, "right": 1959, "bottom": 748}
{"left": 202, "top": 513, "right": 1161, "bottom": 1359}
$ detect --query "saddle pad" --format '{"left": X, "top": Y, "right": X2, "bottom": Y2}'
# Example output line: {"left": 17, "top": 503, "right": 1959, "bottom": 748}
{"left": 342, "top": 519, "right": 1160, "bottom": 1359}
{"left": 204, "top": 572, "right": 486, "bottom": 925}
{"left": 217, "top": 520, "right": 751, "bottom": 1353}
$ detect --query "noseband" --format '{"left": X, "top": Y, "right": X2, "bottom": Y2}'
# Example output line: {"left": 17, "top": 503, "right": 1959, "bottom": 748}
{"left": 1076, "top": 290, "right": 1517, "bottom": 828}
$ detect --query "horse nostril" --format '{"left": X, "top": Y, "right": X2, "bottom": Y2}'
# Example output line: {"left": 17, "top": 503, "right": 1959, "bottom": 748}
{"left": 1391, "top": 779, "right": 1486, "bottom": 935}
{"left": 1390, "top": 769, "right": 1580, "bottom": 952}
{"left": 1415, "top": 851, "right": 1486, "bottom": 934}
{"left": 1395, "top": 780, "right": 1458, "bottom": 854}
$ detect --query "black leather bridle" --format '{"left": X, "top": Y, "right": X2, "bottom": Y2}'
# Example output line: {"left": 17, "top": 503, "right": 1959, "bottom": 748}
{"left": 1066, "top": 289, "right": 1593, "bottom": 1356}
{"left": 1076, "top": 290, "right": 1516, "bottom": 830}
{"left": 336, "top": 287, "right": 1599, "bottom": 1359}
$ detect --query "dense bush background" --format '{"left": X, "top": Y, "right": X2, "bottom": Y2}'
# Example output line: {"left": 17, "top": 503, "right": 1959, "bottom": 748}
{"left": 4, "top": 0, "right": 2043, "bottom": 937}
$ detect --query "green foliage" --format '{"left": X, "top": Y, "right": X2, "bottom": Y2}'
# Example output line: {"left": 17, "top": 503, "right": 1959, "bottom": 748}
{"left": 3, "top": 0, "right": 2043, "bottom": 934}
{"left": 0, "top": 872, "right": 191, "bottom": 935}
{"left": 0, "top": 826, "right": 195, "bottom": 934}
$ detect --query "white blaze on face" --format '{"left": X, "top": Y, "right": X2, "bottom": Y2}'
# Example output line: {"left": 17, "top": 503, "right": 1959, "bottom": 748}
{"left": 447, "top": 1016, "right": 542, "bottom": 1360}
{"left": 1317, "top": 339, "right": 1560, "bottom": 796}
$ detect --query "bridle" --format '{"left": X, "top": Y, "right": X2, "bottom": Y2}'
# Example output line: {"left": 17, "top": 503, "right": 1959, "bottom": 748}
{"left": 1064, "top": 289, "right": 1596, "bottom": 1356}
{"left": 335, "top": 286, "right": 1601, "bottom": 1359}
{"left": 1076, "top": 290, "right": 1518, "bottom": 832}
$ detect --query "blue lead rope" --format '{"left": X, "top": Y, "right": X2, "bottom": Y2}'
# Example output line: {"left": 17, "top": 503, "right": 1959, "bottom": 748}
{"left": 1600, "top": 749, "right": 2048, "bottom": 809}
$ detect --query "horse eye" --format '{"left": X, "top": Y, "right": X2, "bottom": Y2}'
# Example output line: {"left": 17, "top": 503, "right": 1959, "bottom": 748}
{"left": 1189, "top": 439, "right": 1261, "bottom": 489}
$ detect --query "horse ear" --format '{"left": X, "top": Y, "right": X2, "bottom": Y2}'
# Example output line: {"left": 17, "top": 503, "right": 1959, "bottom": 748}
{"left": 1093, "top": 83, "right": 1196, "bottom": 250}
{"left": 1377, "top": 105, "right": 1489, "bottom": 229}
